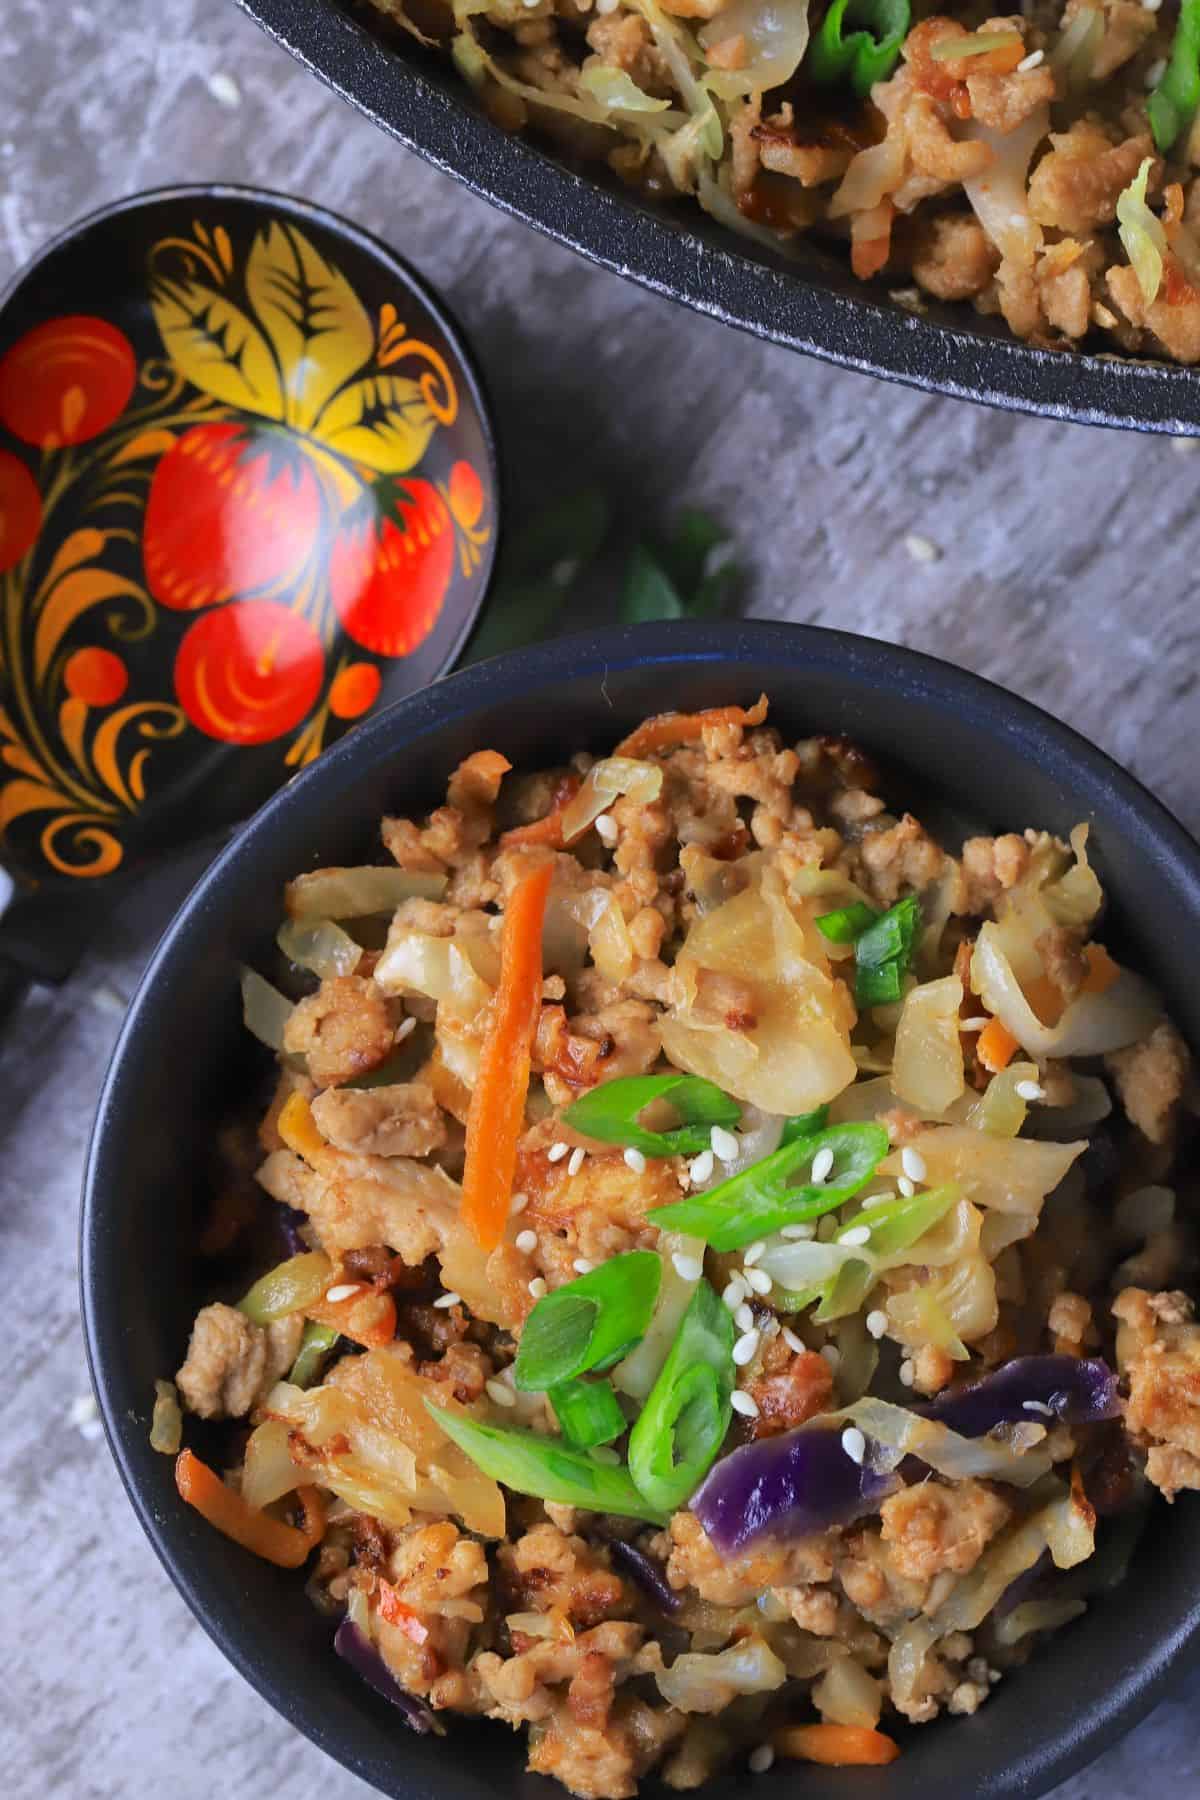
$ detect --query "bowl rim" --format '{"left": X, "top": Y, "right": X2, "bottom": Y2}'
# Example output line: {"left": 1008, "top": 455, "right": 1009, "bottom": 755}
{"left": 233, "top": 0, "right": 1200, "bottom": 435}
{"left": 0, "top": 179, "right": 503, "bottom": 685}
{"left": 81, "top": 619, "right": 1200, "bottom": 1798}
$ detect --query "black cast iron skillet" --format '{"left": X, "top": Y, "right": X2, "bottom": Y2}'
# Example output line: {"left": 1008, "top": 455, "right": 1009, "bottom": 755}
{"left": 237, "top": 0, "right": 1200, "bottom": 433}
{"left": 83, "top": 621, "right": 1200, "bottom": 1799}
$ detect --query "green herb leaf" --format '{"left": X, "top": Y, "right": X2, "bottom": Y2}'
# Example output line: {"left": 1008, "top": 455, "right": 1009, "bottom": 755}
{"left": 550, "top": 1377, "right": 627, "bottom": 1448}
{"left": 514, "top": 1250, "right": 662, "bottom": 1392}
{"left": 647, "top": 1123, "right": 890, "bottom": 1251}
{"left": 287, "top": 1320, "right": 340, "bottom": 1389}
{"left": 562, "top": 1073, "right": 741, "bottom": 1157}
{"left": 628, "top": 1279, "right": 734, "bottom": 1513}
{"left": 854, "top": 895, "right": 922, "bottom": 970}
{"left": 1147, "top": 0, "right": 1200, "bottom": 152}
{"left": 815, "top": 901, "right": 879, "bottom": 945}
{"left": 855, "top": 960, "right": 905, "bottom": 1007}
{"left": 807, "top": 0, "right": 911, "bottom": 97}
{"left": 780, "top": 1105, "right": 831, "bottom": 1146}
{"left": 425, "top": 1401, "right": 668, "bottom": 1523}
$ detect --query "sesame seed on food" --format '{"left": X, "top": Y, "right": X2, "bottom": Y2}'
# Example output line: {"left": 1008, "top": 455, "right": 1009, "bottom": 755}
{"left": 1016, "top": 46, "right": 1043, "bottom": 69}
{"left": 515, "top": 1229, "right": 538, "bottom": 1254}
{"left": 396, "top": 1015, "right": 417, "bottom": 1041}
{"left": 573, "top": 1257, "right": 594, "bottom": 1275}
{"left": 781, "top": 1221, "right": 815, "bottom": 1239}
{"left": 324, "top": 1283, "right": 363, "bottom": 1303}
{"left": 710, "top": 1125, "right": 740, "bottom": 1163}
{"left": 839, "top": 1224, "right": 871, "bottom": 1248}
{"left": 672, "top": 1251, "right": 703, "bottom": 1282}
{"left": 897, "top": 1176, "right": 916, "bottom": 1198}
{"left": 731, "top": 1390, "right": 760, "bottom": 1418}
{"left": 782, "top": 1326, "right": 804, "bottom": 1353}
{"left": 743, "top": 1239, "right": 767, "bottom": 1266}
{"left": 548, "top": 1141, "right": 569, "bottom": 1163}
{"left": 1016, "top": 1080, "right": 1046, "bottom": 1101}
{"left": 722, "top": 1279, "right": 747, "bottom": 1310}
{"left": 689, "top": 1149, "right": 715, "bottom": 1184}
{"left": 841, "top": 1426, "right": 867, "bottom": 1465}
{"left": 901, "top": 1147, "right": 927, "bottom": 1183}
{"left": 866, "top": 1309, "right": 888, "bottom": 1339}
{"left": 624, "top": 1147, "right": 647, "bottom": 1174}
{"left": 735, "top": 1302, "right": 754, "bottom": 1332}
{"left": 486, "top": 1379, "right": 516, "bottom": 1407}
{"left": 746, "top": 1267, "right": 773, "bottom": 1295}
{"left": 959, "top": 1016, "right": 990, "bottom": 1031}
{"left": 810, "top": 1146, "right": 835, "bottom": 1183}
{"left": 432, "top": 1291, "right": 462, "bottom": 1309}
{"left": 567, "top": 1146, "right": 586, "bottom": 1176}
{"left": 820, "top": 1343, "right": 841, "bottom": 1370}
{"left": 749, "top": 1745, "right": 775, "bottom": 1774}
{"left": 899, "top": 1358, "right": 915, "bottom": 1387}
{"left": 595, "top": 813, "right": 618, "bottom": 844}
{"left": 732, "top": 1329, "right": 760, "bottom": 1366}
{"left": 862, "top": 1191, "right": 894, "bottom": 1209}
{"left": 528, "top": 1277, "right": 548, "bottom": 1299}
{"left": 510, "top": 1190, "right": 530, "bottom": 1214}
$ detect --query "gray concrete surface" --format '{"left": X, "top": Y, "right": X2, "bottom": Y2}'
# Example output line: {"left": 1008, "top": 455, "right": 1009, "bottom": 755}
{"left": 2, "top": 0, "right": 1198, "bottom": 1795}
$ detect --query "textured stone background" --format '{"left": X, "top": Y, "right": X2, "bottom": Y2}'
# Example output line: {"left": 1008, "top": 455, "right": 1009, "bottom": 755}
{"left": 2, "top": 0, "right": 1198, "bottom": 1794}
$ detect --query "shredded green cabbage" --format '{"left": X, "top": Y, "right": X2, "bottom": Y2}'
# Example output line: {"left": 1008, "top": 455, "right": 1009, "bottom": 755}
{"left": 1117, "top": 157, "right": 1166, "bottom": 305}
{"left": 578, "top": 66, "right": 672, "bottom": 112}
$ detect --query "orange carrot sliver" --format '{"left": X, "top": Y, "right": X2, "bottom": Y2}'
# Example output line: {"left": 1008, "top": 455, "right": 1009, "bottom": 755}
{"left": 1081, "top": 943, "right": 1120, "bottom": 995}
{"left": 175, "top": 1449, "right": 318, "bottom": 1568}
{"left": 976, "top": 1015, "right": 1019, "bottom": 1073}
{"left": 377, "top": 1580, "right": 430, "bottom": 1642}
{"left": 278, "top": 1088, "right": 327, "bottom": 1162}
{"left": 499, "top": 773, "right": 582, "bottom": 849}
{"left": 775, "top": 1724, "right": 900, "bottom": 1767}
{"left": 614, "top": 694, "right": 768, "bottom": 759}
{"left": 461, "top": 862, "right": 553, "bottom": 1250}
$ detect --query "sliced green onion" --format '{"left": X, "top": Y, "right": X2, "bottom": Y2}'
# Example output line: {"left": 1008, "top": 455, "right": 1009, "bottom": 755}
{"left": 425, "top": 1401, "right": 668, "bottom": 1524}
{"left": 1148, "top": 0, "right": 1200, "bottom": 154}
{"left": 780, "top": 1105, "right": 830, "bottom": 1146}
{"left": 628, "top": 1279, "right": 733, "bottom": 1513}
{"left": 550, "top": 1377, "right": 627, "bottom": 1448}
{"left": 813, "top": 1258, "right": 876, "bottom": 1323}
{"left": 288, "top": 1320, "right": 340, "bottom": 1388}
{"left": 807, "top": 0, "right": 911, "bottom": 96}
{"left": 815, "top": 901, "right": 879, "bottom": 945}
{"left": 647, "top": 1124, "right": 889, "bottom": 1251}
{"left": 562, "top": 1073, "right": 740, "bottom": 1157}
{"left": 238, "top": 1251, "right": 333, "bottom": 1325}
{"left": 513, "top": 1251, "right": 662, "bottom": 1392}
{"left": 856, "top": 961, "right": 906, "bottom": 1007}
{"left": 839, "top": 1183, "right": 959, "bottom": 1261}
{"left": 855, "top": 895, "right": 922, "bottom": 970}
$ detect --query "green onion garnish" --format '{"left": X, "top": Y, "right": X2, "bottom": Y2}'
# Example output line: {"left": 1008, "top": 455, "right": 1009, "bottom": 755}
{"left": 854, "top": 894, "right": 921, "bottom": 970}
{"left": 838, "top": 1182, "right": 959, "bottom": 1260}
{"left": 425, "top": 1400, "right": 668, "bottom": 1524}
{"left": 646, "top": 1122, "right": 889, "bottom": 1251}
{"left": 550, "top": 1377, "right": 627, "bottom": 1448}
{"left": 1148, "top": 0, "right": 1200, "bottom": 150}
{"left": 780, "top": 1104, "right": 831, "bottom": 1146}
{"left": 628, "top": 1278, "right": 733, "bottom": 1513}
{"left": 562, "top": 1073, "right": 740, "bottom": 1157}
{"left": 855, "top": 960, "right": 905, "bottom": 1006}
{"left": 513, "top": 1250, "right": 662, "bottom": 1392}
{"left": 237, "top": 1251, "right": 331, "bottom": 1326}
{"left": 287, "top": 1320, "right": 340, "bottom": 1389}
{"left": 807, "top": 0, "right": 912, "bottom": 97}
{"left": 814, "top": 902, "right": 879, "bottom": 945}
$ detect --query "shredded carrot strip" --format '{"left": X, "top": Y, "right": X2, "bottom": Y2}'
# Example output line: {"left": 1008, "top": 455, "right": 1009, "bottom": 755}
{"left": 461, "top": 862, "right": 553, "bottom": 1250}
{"left": 305, "top": 1285, "right": 397, "bottom": 1349}
{"left": 613, "top": 694, "right": 768, "bottom": 760}
{"left": 500, "top": 774, "right": 582, "bottom": 849}
{"left": 278, "top": 1088, "right": 328, "bottom": 1161}
{"left": 1081, "top": 943, "right": 1120, "bottom": 995}
{"left": 976, "top": 1016, "right": 1020, "bottom": 1073}
{"left": 377, "top": 1581, "right": 430, "bottom": 1642}
{"left": 175, "top": 1449, "right": 318, "bottom": 1568}
{"left": 775, "top": 1725, "right": 900, "bottom": 1767}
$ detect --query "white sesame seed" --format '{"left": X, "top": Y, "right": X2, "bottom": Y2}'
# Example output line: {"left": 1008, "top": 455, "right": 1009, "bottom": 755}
{"left": 515, "top": 1229, "right": 538, "bottom": 1254}
{"left": 862, "top": 1191, "right": 895, "bottom": 1209}
{"left": 899, "top": 1359, "right": 915, "bottom": 1387}
{"left": 573, "top": 1257, "right": 594, "bottom": 1275}
{"left": 548, "top": 1141, "right": 569, "bottom": 1163}
{"left": 901, "top": 1147, "right": 927, "bottom": 1183}
{"left": 624, "top": 1147, "right": 647, "bottom": 1174}
{"left": 486, "top": 1378, "right": 516, "bottom": 1407}
{"left": 590, "top": 1445, "right": 621, "bottom": 1465}
{"left": 1015, "top": 1080, "right": 1045, "bottom": 1102}
{"left": 746, "top": 1267, "right": 773, "bottom": 1296}
{"left": 820, "top": 1343, "right": 841, "bottom": 1370}
{"left": 324, "top": 1283, "right": 363, "bottom": 1303}
{"left": 735, "top": 1302, "right": 755, "bottom": 1332}
{"left": 688, "top": 1149, "right": 715, "bottom": 1184}
{"left": 866, "top": 1309, "right": 888, "bottom": 1339}
{"left": 1146, "top": 56, "right": 1167, "bottom": 86}
{"left": 905, "top": 532, "right": 942, "bottom": 565}
{"left": 782, "top": 1326, "right": 805, "bottom": 1353}
{"left": 1022, "top": 1399, "right": 1056, "bottom": 1417}
{"left": 711, "top": 1125, "right": 740, "bottom": 1163}
{"left": 672, "top": 1251, "right": 704, "bottom": 1282}
{"left": 528, "top": 1277, "right": 548, "bottom": 1299}
{"left": 595, "top": 813, "right": 619, "bottom": 844}
{"left": 731, "top": 1390, "right": 760, "bottom": 1418}
{"left": 567, "top": 1146, "right": 586, "bottom": 1176}
{"left": 733, "top": 1329, "right": 761, "bottom": 1366}
{"left": 781, "top": 1221, "right": 816, "bottom": 1239}
{"left": 1142, "top": 0, "right": 1162, "bottom": 13}
{"left": 749, "top": 1745, "right": 775, "bottom": 1774}
{"left": 433, "top": 1291, "right": 462, "bottom": 1309}
{"left": 810, "top": 1146, "right": 835, "bottom": 1183}
{"left": 841, "top": 1426, "right": 867, "bottom": 1465}
{"left": 959, "top": 1016, "right": 990, "bottom": 1032}
{"left": 742, "top": 1239, "right": 767, "bottom": 1266}
{"left": 898, "top": 1177, "right": 916, "bottom": 1199}
{"left": 722, "top": 1279, "right": 747, "bottom": 1310}
{"left": 839, "top": 1225, "right": 871, "bottom": 1248}
{"left": 1016, "top": 47, "right": 1043, "bottom": 69}
{"left": 510, "top": 1190, "right": 530, "bottom": 1215}
{"left": 395, "top": 1014, "right": 417, "bottom": 1041}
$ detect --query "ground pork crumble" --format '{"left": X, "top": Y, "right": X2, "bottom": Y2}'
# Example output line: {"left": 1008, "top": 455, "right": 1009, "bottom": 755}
{"left": 168, "top": 696, "right": 1196, "bottom": 1796}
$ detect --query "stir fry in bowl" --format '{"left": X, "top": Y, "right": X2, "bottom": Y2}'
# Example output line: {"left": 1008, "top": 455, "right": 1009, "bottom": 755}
{"left": 363, "top": 0, "right": 1200, "bottom": 363}
{"left": 160, "top": 696, "right": 1197, "bottom": 1796}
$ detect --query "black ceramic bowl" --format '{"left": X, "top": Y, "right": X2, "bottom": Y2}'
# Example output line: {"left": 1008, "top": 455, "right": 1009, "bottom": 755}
{"left": 237, "top": 0, "right": 1200, "bottom": 434}
{"left": 83, "top": 622, "right": 1200, "bottom": 1799}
